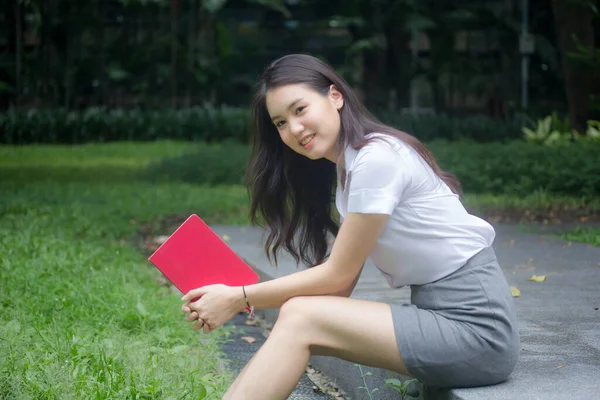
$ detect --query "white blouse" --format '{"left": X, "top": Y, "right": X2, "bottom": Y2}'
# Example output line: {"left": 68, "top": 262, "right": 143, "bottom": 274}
{"left": 335, "top": 133, "right": 495, "bottom": 287}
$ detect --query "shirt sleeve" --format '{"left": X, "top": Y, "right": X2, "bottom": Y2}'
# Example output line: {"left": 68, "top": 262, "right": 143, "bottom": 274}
{"left": 347, "top": 141, "right": 410, "bottom": 215}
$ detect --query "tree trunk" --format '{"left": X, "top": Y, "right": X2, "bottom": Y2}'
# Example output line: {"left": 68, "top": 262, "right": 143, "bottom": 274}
{"left": 185, "top": 0, "right": 197, "bottom": 106}
{"left": 15, "top": 1, "right": 22, "bottom": 108}
{"left": 170, "top": 0, "right": 179, "bottom": 108}
{"left": 352, "top": 51, "right": 365, "bottom": 102}
{"left": 384, "top": 24, "right": 411, "bottom": 110}
{"left": 551, "top": 0, "right": 595, "bottom": 133}
{"left": 427, "top": 25, "right": 456, "bottom": 114}
{"left": 100, "top": 0, "right": 108, "bottom": 107}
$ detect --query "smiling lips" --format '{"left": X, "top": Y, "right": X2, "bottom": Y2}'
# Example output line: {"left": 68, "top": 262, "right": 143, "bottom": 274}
{"left": 299, "top": 134, "right": 315, "bottom": 147}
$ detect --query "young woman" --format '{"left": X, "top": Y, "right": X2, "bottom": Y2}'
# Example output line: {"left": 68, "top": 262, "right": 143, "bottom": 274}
{"left": 181, "top": 54, "right": 520, "bottom": 399}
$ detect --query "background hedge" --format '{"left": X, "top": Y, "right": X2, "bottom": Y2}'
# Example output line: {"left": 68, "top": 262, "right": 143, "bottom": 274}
{"left": 142, "top": 140, "right": 600, "bottom": 197}
{"left": 0, "top": 107, "right": 251, "bottom": 144}
{"left": 1, "top": 107, "right": 531, "bottom": 145}
{"left": 428, "top": 141, "right": 600, "bottom": 197}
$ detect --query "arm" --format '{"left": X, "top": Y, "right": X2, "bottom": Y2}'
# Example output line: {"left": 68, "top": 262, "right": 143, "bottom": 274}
{"left": 330, "top": 263, "right": 364, "bottom": 297}
{"left": 183, "top": 141, "right": 405, "bottom": 332}
{"left": 241, "top": 212, "right": 388, "bottom": 310}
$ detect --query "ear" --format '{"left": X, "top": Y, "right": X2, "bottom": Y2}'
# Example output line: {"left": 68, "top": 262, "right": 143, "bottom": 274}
{"left": 329, "top": 84, "right": 344, "bottom": 110}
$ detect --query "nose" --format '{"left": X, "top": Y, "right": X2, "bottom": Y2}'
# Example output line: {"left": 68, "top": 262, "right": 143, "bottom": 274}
{"left": 288, "top": 119, "right": 305, "bottom": 136}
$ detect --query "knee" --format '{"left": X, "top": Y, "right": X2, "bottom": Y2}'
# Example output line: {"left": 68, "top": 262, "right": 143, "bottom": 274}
{"left": 279, "top": 296, "right": 312, "bottom": 321}
{"left": 274, "top": 296, "right": 315, "bottom": 334}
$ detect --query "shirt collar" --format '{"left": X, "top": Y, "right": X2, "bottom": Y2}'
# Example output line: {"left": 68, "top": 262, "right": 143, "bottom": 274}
{"left": 338, "top": 132, "right": 389, "bottom": 190}
{"left": 338, "top": 142, "right": 359, "bottom": 191}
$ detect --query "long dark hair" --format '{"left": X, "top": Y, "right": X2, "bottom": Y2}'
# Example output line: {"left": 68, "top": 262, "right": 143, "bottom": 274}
{"left": 246, "top": 54, "right": 460, "bottom": 267}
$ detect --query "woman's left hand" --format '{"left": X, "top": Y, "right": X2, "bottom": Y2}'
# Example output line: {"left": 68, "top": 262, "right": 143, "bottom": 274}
{"left": 181, "top": 284, "right": 246, "bottom": 334}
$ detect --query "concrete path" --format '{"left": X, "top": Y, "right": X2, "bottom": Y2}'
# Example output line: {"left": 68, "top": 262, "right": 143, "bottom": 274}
{"left": 211, "top": 223, "right": 600, "bottom": 400}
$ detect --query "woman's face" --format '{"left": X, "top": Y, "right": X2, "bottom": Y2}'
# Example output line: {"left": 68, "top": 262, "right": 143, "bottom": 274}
{"left": 266, "top": 83, "right": 344, "bottom": 163}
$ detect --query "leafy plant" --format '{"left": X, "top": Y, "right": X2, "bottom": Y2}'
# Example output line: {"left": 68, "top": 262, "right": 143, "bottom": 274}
{"left": 355, "top": 364, "right": 378, "bottom": 400}
{"left": 522, "top": 114, "right": 574, "bottom": 146}
{"left": 355, "top": 364, "right": 421, "bottom": 400}
{"left": 384, "top": 377, "right": 421, "bottom": 399}
{"left": 585, "top": 120, "right": 600, "bottom": 140}
{"left": 523, "top": 113, "right": 600, "bottom": 146}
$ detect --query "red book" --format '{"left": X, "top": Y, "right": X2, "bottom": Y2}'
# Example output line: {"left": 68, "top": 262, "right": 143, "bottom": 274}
{"left": 148, "top": 214, "right": 259, "bottom": 298}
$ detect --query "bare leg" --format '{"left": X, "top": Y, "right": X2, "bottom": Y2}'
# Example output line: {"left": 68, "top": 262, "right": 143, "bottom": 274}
{"left": 223, "top": 296, "right": 408, "bottom": 400}
{"left": 223, "top": 352, "right": 258, "bottom": 399}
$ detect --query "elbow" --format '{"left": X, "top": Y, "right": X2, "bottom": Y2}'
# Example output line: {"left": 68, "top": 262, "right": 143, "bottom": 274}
{"left": 322, "top": 262, "right": 358, "bottom": 294}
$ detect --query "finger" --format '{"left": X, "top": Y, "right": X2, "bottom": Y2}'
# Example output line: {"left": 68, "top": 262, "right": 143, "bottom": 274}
{"left": 203, "top": 323, "right": 211, "bottom": 334}
{"left": 181, "top": 287, "right": 209, "bottom": 302}
{"left": 182, "top": 304, "right": 191, "bottom": 313}
{"left": 186, "top": 311, "right": 199, "bottom": 322}
{"left": 192, "top": 318, "right": 205, "bottom": 331}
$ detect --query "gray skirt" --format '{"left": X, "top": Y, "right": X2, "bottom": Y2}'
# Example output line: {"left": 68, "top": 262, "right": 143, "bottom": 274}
{"left": 391, "top": 247, "right": 520, "bottom": 388}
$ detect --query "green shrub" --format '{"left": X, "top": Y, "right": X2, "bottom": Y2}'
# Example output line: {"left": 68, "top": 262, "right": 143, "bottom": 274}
{"left": 429, "top": 140, "right": 600, "bottom": 196}
{"left": 0, "top": 107, "right": 251, "bottom": 144}
{"left": 1, "top": 107, "right": 530, "bottom": 144}
{"left": 144, "top": 140, "right": 600, "bottom": 197}
{"left": 377, "top": 111, "right": 531, "bottom": 142}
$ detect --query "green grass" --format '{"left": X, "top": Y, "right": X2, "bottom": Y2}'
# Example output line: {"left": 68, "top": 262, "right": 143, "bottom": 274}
{"left": 0, "top": 142, "right": 252, "bottom": 399}
{"left": 0, "top": 140, "right": 194, "bottom": 165}
{"left": 1, "top": 141, "right": 598, "bottom": 398}
{"left": 560, "top": 227, "right": 600, "bottom": 246}
{"left": 0, "top": 141, "right": 198, "bottom": 183}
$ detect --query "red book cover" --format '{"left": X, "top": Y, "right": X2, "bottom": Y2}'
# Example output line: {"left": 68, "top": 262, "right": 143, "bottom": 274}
{"left": 148, "top": 214, "right": 259, "bottom": 296}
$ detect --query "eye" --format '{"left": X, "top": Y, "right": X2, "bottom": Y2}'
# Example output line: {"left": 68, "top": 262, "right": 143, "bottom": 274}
{"left": 295, "top": 106, "right": 305, "bottom": 115}
{"left": 275, "top": 120, "right": 286, "bottom": 128}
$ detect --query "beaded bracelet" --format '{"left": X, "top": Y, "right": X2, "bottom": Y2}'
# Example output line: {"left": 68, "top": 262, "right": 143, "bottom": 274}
{"left": 242, "top": 286, "right": 255, "bottom": 319}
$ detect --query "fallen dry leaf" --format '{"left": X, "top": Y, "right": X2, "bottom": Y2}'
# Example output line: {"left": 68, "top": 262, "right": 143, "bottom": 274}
{"left": 557, "top": 365, "right": 563, "bottom": 369}
{"left": 240, "top": 336, "right": 256, "bottom": 344}
{"left": 510, "top": 286, "right": 521, "bottom": 297}
{"left": 529, "top": 275, "right": 547, "bottom": 282}
{"left": 244, "top": 319, "right": 259, "bottom": 326}
{"left": 305, "top": 365, "right": 345, "bottom": 399}
{"left": 222, "top": 234, "right": 231, "bottom": 242}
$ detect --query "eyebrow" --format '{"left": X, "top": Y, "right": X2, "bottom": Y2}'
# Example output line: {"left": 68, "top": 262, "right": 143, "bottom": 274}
{"left": 270, "top": 98, "right": 304, "bottom": 121}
